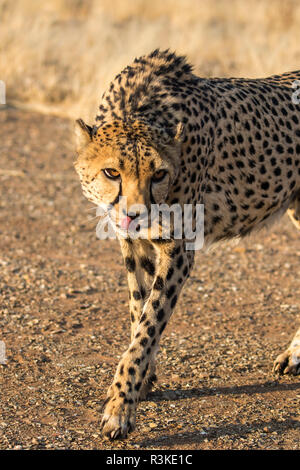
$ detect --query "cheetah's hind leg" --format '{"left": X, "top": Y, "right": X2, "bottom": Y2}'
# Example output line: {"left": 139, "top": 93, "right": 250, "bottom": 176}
{"left": 287, "top": 194, "right": 300, "bottom": 230}
{"left": 273, "top": 328, "right": 300, "bottom": 375}
{"left": 273, "top": 194, "right": 300, "bottom": 375}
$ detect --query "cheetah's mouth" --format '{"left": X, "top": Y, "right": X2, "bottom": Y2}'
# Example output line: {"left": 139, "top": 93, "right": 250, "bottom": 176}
{"left": 95, "top": 204, "right": 175, "bottom": 240}
{"left": 115, "top": 216, "right": 145, "bottom": 236}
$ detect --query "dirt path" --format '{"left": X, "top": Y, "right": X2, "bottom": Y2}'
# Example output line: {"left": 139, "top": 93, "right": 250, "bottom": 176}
{"left": 0, "top": 107, "right": 300, "bottom": 450}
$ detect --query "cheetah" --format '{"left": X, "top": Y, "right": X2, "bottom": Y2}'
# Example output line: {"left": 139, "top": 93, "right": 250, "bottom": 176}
{"left": 74, "top": 49, "right": 300, "bottom": 439}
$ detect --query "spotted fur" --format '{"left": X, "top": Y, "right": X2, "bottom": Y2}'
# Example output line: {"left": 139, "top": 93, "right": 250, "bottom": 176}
{"left": 74, "top": 49, "right": 300, "bottom": 439}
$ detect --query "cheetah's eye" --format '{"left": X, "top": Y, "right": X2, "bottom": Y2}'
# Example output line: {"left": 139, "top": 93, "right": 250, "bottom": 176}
{"left": 103, "top": 168, "right": 121, "bottom": 180}
{"left": 152, "top": 169, "right": 168, "bottom": 183}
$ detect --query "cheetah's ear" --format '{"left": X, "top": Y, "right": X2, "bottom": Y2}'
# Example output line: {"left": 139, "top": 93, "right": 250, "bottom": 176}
{"left": 75, "top": 119, "right": 93, "bottom": 152}
{"left": 156, "top": 122, "right": 185, "bottom": 148}
{"left": 174, "top": 122, "right": 185, "bottom": 143}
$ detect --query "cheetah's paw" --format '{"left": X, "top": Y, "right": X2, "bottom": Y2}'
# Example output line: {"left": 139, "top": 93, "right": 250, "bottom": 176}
{"left": 100, "top": 397, "right": 136, "bottom": 440}
{"left": 273, "top": 345, "right": 300, "bottom": 376}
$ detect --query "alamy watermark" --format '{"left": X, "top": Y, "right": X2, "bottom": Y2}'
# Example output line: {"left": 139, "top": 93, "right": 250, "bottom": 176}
{"left": 0, "top": 80, "right": 6, "bottom": 105}
{"left": 292, "top": 80, "right": 300, "bottom": 105}
{"left": 95, "top": 197, "right": 204, "bottom": 251}
{"left": 0, "top": 341, "right": 7, "bottom": 364}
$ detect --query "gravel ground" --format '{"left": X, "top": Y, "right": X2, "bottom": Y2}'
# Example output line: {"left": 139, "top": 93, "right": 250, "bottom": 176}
{"left": 0, "top": 107, "right": 300, "bottom": 450}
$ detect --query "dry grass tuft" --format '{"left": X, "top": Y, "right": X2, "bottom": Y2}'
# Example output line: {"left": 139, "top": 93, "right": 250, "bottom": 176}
{"left": 1, "top": 0, "right": 300, "bottom": 121}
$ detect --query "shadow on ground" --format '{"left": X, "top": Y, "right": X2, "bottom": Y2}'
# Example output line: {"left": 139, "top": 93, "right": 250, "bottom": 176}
{"left": 148, "top": 380, "right": 300, "bottom": 401}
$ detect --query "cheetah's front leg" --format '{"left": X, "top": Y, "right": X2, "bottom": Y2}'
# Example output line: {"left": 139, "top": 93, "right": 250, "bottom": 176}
{"left": 100, "top": 241, "right": 192, "bottom": 439}
{"left": 120, "top": 238, "right": 157, "bottom": 400}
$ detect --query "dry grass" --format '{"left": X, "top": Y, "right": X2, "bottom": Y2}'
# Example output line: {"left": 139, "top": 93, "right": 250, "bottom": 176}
{"left": 1, "top": 0, "right": 300, "bottom": 121}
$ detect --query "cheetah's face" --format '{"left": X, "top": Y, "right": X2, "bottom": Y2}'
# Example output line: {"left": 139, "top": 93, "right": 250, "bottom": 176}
{"left": 74, "top": 119, "right": 183, "bottom": 237}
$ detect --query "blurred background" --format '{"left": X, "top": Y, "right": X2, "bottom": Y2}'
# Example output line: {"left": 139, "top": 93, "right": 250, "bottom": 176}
{"left": 1, "top": 0, "right": 300, "bottom": 122}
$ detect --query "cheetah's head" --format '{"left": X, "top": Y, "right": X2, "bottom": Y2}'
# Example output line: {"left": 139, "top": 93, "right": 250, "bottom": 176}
{"left": 74, "top": 118, "right": 184, "bottom": 237}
